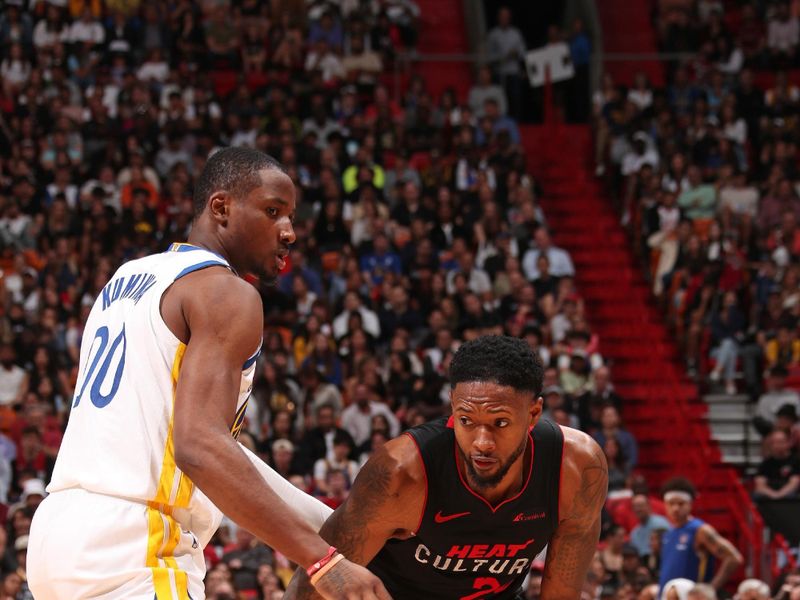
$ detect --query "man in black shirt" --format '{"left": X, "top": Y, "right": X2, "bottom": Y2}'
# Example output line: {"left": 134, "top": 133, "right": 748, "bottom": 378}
{"left": 754, "top": 430, "right": 800, "bottom": 500}
{"left": 287, "top": 336, "right": 608, "bottom": 599}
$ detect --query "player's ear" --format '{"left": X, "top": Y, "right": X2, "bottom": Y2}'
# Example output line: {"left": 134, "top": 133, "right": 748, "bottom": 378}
{"left": 529, "top": 396, "right": 543, "bottom": 428}
{"left": 208, "top": 191, "right": 231, "bottom": 223}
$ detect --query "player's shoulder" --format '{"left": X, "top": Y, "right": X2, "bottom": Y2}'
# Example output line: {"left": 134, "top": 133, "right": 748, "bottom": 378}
{"left": 177, "top": 267, "right": 261, "bottom": 312}
{"left": 357, "top": 433, "right": 426, "bottom": 494}
{"left": 560, "top": 425, "right": 602, "bottom": 457}
{"left": 558, "top": 426, "right": 608, "bottom": 490}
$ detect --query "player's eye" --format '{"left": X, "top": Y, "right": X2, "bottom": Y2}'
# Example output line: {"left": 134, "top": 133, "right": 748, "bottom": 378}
{"left": 267, "top": 207, "right": 279, "bottom": 217}
{"left": 495, "top": 419, "right": 509, "bottom": 428}
{"left": 459, "top": 416, "right": 472, "bottom": 427}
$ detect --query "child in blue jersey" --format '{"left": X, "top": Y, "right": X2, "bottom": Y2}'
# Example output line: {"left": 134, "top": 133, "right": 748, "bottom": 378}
{"left": 658, "top": 477, "right": 743, "bottom": 594}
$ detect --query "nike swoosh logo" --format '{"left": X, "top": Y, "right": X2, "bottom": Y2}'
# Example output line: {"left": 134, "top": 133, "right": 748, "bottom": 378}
{"left": 434, "top": 510, "right": 471, "bottom": 523}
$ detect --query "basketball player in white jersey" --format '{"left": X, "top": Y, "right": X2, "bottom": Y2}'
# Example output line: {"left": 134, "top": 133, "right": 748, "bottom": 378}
{"left": 27, "top": 147, "right": 390, "bottom": 600}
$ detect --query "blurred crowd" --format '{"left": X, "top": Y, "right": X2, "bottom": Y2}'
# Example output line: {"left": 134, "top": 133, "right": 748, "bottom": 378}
{"left": 0, "top": 0, "right": 796, "bottom": 598}
{"left": 594, "top": 0, "right": 800, "bottom": 595}
{"left": 0, "top": 0, "right": 639, "bottom": 598}
{"left": 596, "top": 0, "right": 800, "bottom": 411}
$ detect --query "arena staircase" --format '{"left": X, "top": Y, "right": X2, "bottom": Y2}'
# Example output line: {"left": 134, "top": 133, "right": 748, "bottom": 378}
{"left": 408, "top": 0, "right": 473, "bottom": 100}
{"left": 521, "top": 122, "right": 768, "bottom": 578}
{"left": 596, "top": 0, "right": 664, "bottom": 86}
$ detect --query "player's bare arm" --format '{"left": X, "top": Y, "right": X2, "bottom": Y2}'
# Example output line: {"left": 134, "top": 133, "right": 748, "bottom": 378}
{"left": 166, "top": 268, "right": 390, "bottom": 600}
{"left": 696, "top": 523, "right": 743, "bottom": 590}
{"left": 166, "top": 268, "right": 332, "bottom": 567}
{"left": 285, "top": 434, "right": 425, "bottom": 599}
{"left": 540, "top": 427, "right": 608, "bottom": 600}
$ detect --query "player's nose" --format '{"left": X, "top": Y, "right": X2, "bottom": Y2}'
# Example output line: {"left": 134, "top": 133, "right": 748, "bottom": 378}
{"left": 473, "top": 426, "right": 495, "bottom": 453}
{"left": 280, "top": 221, "right": 296, "bottom": 245}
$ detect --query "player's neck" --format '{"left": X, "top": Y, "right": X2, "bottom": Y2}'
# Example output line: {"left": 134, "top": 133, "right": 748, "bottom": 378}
{"left": 185, "top": 230, "right": 230, "bottom": 264}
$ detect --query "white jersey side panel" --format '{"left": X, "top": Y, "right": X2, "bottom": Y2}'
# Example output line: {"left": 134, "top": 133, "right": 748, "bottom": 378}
{"left": 48, "top": 244, "right": 257, "bottom": 542}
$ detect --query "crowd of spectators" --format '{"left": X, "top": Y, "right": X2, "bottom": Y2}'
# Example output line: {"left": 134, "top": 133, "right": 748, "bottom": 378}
{"left": 0, "top": 0, "right": 645, "bottom": 598}
{"left": 594, "top": 0, "right": 800, "bottom": 594}
{"left": 0, "top": 0, "right": 795, "bottom": 598}
{"left": 596, "top": 0, "right": 800, "bottom": 406}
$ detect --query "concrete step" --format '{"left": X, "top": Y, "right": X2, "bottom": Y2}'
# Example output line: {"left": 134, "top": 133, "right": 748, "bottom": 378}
{"left": 709, "top": 420, "right": 759, "bottom": 438}
{"left": 704, "top": 394, "right": 750, "bottom": 404}
{"left": 707, "top": 403, "right": 750, "bottom": 420}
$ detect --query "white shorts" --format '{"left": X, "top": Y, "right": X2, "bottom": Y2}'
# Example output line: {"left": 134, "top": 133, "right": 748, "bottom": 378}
{"left": 28, "top": 489, "right": 205, "bottom": 600}
{"left": 27, "top": 445, "right": 333, "bottom": 600}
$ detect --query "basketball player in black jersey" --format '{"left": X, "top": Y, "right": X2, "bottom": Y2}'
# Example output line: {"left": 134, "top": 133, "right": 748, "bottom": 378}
{"left": 286, "top": 335, "right": 608, "bottom": 599}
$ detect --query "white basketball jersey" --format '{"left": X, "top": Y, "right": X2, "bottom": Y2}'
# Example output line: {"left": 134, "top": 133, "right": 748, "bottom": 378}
{"left": 49, "top": 243, "right": 257, "bottom": 545}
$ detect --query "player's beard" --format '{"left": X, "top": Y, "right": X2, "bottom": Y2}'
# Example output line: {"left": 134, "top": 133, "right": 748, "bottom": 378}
{"left": 457, "top": 435, "right": 528, "bottom": 491}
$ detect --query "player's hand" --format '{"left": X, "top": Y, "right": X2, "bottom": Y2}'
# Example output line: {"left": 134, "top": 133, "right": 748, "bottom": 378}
{"left": 311, "top": 557, "right": 392, "bottom": 600}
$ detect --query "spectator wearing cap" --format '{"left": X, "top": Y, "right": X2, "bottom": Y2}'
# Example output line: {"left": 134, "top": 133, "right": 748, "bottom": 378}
{"left": 541, "top": 386, "right": 579, "bottom": 429}
{"left": 559, "top": 348, "right": 592, "bottom": 397}
{"left": 270, "top": 439, "right": 297, "bottom": 480}
{"left": 592, "top": 405, "right": 639, "bottom": 469}
{"left": 630, "top": 494, "right": 671, "bottom": 557}
{"left": 754, "top": 366, "right": 800, "bottom": 435}
{"left": 522, "top": 226, "right": 575, "bottom": 281}
{"left": 754, "top": 429, "right": 800, "bottom": 500}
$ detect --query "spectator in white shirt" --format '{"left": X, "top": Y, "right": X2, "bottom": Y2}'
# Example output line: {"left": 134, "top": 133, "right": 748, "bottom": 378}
{"left": 332, "top": 291, "right": 381, "bottom": 340}
{"left": 33, "top": 3, "right": 68, "bottom": 50}
{"left": 0, "top": 43, "right": 31, "bottom": 93}
{"left": 522, "top": 227, "right": 575, "bottom": 280}
{"left": 0, "top": 345, "right": 28, "bottom": 408}
{"left": 621, "top": 132, "right": 660, "bottom": 177}
{"left": 754, "top": 366, "right": 800, "bottom": 435}
{"left": 768, "top": 2, "right": 799, "bottom": 61}
{"left": 627, "top": 72, "right": 653, "bottom": 112}
{"left": 67, "top": 6, "right": 105, "bottom": 47}
{"left": 305, "top": 39, "right": 345, "bottom": 84}
{"left": 340, "top": 383, "right": 400, "bottom": 448}
{"left": 468, "top": 65, "right": 508, "bottom": 118}
{"left": 313, "top": 430, "right": 360, "bottom": 493}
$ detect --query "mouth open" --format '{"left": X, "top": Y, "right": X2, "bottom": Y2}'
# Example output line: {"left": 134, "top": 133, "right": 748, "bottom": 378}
{"left": 275, "top": 249, "right": 289, "bottom": 271}
{"left": 472, "top": 456, "right": 497, "bottom": 471}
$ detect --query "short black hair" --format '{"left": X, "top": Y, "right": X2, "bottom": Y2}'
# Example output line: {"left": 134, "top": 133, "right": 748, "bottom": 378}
{"left": 449, "top": 335, "right": 543, "bottom": 395}
{"left": 661, "top": 476, "right": 696, "bottom": 499}
{"left": 192, "top": 146, "right": 287, "bottom": 217}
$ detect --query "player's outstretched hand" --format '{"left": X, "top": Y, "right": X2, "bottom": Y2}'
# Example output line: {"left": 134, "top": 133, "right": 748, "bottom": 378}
{"left": 311, "top": 558, "right": 392, "bottom": 600}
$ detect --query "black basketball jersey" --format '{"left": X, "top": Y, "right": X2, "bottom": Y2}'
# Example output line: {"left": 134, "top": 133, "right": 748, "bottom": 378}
{"left": 367, "top": 416, "right": 564, "bottom": 600}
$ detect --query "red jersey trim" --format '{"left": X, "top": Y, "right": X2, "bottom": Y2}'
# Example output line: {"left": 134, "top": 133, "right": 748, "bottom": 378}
{"left": 452, "top": 430, "right": 535, "bottom": 513}
{"left": 557, "top": 425, "right": 566, "bottom": 524}
{"left": 404, "top": 431, "right": 428, "bottom": 535}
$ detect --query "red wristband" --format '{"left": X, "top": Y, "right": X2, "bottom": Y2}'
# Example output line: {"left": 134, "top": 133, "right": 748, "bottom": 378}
{"left": 306, "top": 546, "right": 338, "bottom": 578}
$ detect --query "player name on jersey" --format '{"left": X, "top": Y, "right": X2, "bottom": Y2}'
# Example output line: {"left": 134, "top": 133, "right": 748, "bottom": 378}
{"left": 101, "top": 272, "right": 158, "bottom": 310}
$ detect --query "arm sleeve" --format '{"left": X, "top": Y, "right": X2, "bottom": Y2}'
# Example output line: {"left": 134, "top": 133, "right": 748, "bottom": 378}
{"left": 241, "top": 443, "right": 333, "bottom": 530}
